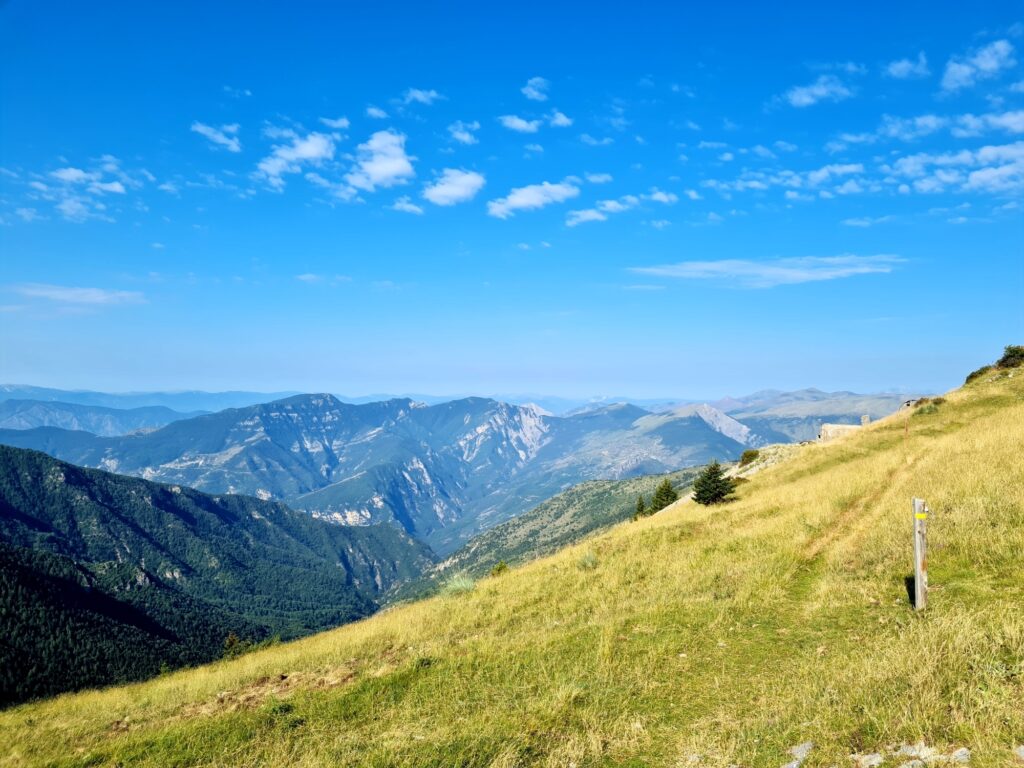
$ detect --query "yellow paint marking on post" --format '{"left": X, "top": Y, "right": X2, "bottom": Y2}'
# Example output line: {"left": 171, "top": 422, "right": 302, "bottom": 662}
{"left": 915, "top": 512, "right": 928, "bottom": 519}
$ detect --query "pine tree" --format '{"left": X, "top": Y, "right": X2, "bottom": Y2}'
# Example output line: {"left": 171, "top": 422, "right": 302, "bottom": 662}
{"left": 634, "top": 495, "right": 646, "bottom": 520}
{"left": 649, "top": 479, "right": 679, "bottom": 512}
{"left": 692, "top": 460, "right": 735, "bottom": 505}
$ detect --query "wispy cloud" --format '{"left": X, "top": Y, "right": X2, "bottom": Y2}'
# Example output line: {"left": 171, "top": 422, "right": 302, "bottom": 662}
{"left": 256, "top": 131, "right": 335, "bottom": 189}
{"left": 580, "top": 134, "right": 614, "bottom": 146}
{"left": 390, "top": 196, "right": 424, "bottom": 215}
{"left": 422, "top": 168, "right": 486, "bottom": 206}
{"left": 499, "top": 115, "right": 541, "bottom": 133}
{"left": 841, "top": 215, "right": 894, "bottom": 227}
{"left": 366, "top": 105, "right": 388, "bottom": 119}
{"left": 548, "top": 110, "right": 572, "bottom": 127}
{"left": 448, "top": 120, "right": 481, "bottom": 145}
{"left": 942, "top": 39, "right": 1016, "bottom": 92}
{"left": 403, "top": 88, "right": 443, "bottom": 105}
{"left": 565, "top": 188, "right": 677, "bottom": 227}
{"left": 521, "top": 76, "right": 550, "bottom": 101}
{"left": 631, "top": 254, "right": 903, "bottom": 288}
{"left": 885, "top": 52, "right": 930, "bottom": 79}
{"left": 487, "top": 178, "right": 580, "bottom": 219}
{"left": 319, "top": 116, "right": 350, "bottom": 130}
{"left": 15, "top": 283, "right": 146, "bottom": 305}
{"left": 191, "top": 122, "right": 241, "bottom": 152}
{"left": 781, "top": 75, "right": 853, "bottom": 108}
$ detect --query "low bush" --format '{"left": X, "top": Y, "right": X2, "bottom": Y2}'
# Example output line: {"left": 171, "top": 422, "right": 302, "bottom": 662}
{"left": 489, "top": 561, "right": 509, "bottom": 577}
{"left": 577, "top": 551, "right": 598, "bottom": 571}
{"left": 440, "top": 574, "right": 476, "bottom": 596}
{"left": 738, "top": 449, "right": 760, "bottom": 467}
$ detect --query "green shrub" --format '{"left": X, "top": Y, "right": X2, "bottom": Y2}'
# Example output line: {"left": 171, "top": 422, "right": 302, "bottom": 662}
{"left": 965, "top": 365, "right": 993, "bottom": 384}
{"left": 738, "top": 449, "right": 760, "bottom": 467}
{"left": 489, "top": 560, "right": 509, "bottom": 577}
{"left": 440, "top": 573, "right": 476, "bottom": 596}
{"left": 577, "top": 551, "right": 598, "bottom": 571}
{"left": 996, "top": 344, "right": 1024, "bottom": 369}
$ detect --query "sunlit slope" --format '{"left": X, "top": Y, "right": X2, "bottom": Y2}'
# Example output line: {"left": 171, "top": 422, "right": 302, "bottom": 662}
{"left": 3, "top": 371, "right": 1023, "bottom": 767}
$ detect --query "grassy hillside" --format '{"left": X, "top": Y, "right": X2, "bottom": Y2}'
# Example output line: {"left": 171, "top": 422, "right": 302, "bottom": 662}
{"left": 2, "top": 369, "right": 1023, "bottom": 766}
{"left": 433, "top": 467, "right": 704, "bottom": 579}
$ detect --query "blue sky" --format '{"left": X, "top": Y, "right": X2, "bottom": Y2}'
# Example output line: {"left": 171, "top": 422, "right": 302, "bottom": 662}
{"left": 1, "top": 1, "right": 1022, "bottom": 399}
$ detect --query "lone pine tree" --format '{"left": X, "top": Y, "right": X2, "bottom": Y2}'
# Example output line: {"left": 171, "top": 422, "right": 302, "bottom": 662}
{"left": 634, "top": 494, "right": 647, "bottom": 520}
{"left": 693, "top": 460, "right": 736, "bottom": 505}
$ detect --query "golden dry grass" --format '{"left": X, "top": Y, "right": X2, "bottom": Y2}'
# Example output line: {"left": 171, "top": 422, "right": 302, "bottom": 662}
{"left": 2, "top": 370, "right": 1022, "bottom": 767}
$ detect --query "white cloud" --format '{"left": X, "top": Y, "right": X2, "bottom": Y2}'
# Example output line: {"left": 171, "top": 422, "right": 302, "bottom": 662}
{"left": 256, "top": 132, "right": 335, "bottom": 189}
{"left": 683, "top": 189, "right": 702, "bottom": 200}
{"left": 319, "top": 116, "right": 350, "bottom": 129}
{"left": 698, "top": 141, "right": 727, "bottom": 149}
{"left": 565, "top": 209, "right": 608, "bottom": 226}
{"left": 886, "top": 52, "right": 930, "bottom": 79}
{"left": 951, "top": 109, "right": 1024, "bottom": 137}
{"left": 942, "top": 40, "right": 1016, "bottom": 92}
{"left": 580, "top": 134, "right": 613, "bottom": 146}
{"left": 719, "top": 152, "right": 735, "bottom": 162}
{"left": 631, "top": 254, "right": 903, "bottom": 288}
{"left": 783, "top": 75, "right": 853, "bottom": 108}
{"left": 585, "top": 173, "right": 613, "bottom": 183}
{"left": 646, "top": 188, "right": 678, "bottom": 204}
{"left": 191, "top": 122, "right": 241, "bottom": 152}
{"left": 774, "top": 140, "right": 798, "bottom": 152}
{"left": 50, "top": 167, "right": 98, "bottom": 183}
{"left": 524, "top": 143, "right": 544, "bottom": 153}
{"left": 422, "top": 168, "right": 486, "bottom": 206}
{"left": 565, "top": 188, "right": 676, "bottom": 227}
{"left": 403, "top": 88, "right": 443, "bottom": 105}
{"left": 366, "top": 105, "right": 389, "bottom": 119}
{"left": 295, "top": 273, "right": 322, "bottom": 282}
{"left": 883, "top": 140, "right": 1024, "bottom": 194}
{"left": 499, "top": 115, "right": 541, "bottom": 133}
{"left": 390, "top": 196, "right": 424, "bottom": 215}
{"left": 522, "top": 76, "right": 550, "bottom": 101}
{"left": 648, "top": 219, "right": 671, "bottom": 229}
{"left": 344, "top": 129, "right": 415, "bottom": 193}
{"left": 16, "top": 283, "right": 146, "bottom": 305}
{"left": 878, "top": 114, "right": 948, "bottom": 140}
{"left": 89, "top": 180, "right": 126, "bottom": 195}
{"left": 448, "top": 120, "right": 481, "bottom": 145}
{"left": 15, "top": 208, "right": 40, "bottom": 222}
{"left": 841, "top": 215, "right": 893, "bottom": 227}
{"left": 549, "top": 110, "right": 573, "bottom": 127}
{"left": 487, "top": 179, "right": 580, "bottom": 219}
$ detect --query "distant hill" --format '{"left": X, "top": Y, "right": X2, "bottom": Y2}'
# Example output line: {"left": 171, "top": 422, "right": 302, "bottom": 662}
{"left": 0, "top": 445, "right": 433, "bottom": 706}
{"left": 716, "top": 388, "right": 918, "bottom": 442}
{"left": 431, "top": 466, "right": 704, "bottom": 580}
{"left": 0, "top": 385, "right": 298, "bottom": 413}
{"left": 0, "top": 395, "right": 751, "bottom": 555}
{"left": 0, "top": 399, "right": 204, "bottom": 436}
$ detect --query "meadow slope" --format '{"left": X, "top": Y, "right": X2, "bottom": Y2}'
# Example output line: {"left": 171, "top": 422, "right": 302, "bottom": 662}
{"left": 2, "top": 370, "right": 1022, "bottom": 767}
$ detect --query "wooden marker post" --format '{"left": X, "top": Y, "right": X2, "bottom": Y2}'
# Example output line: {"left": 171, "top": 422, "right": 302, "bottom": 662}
{"left": 912, "top": 498, "right": 928, "bottom": 610}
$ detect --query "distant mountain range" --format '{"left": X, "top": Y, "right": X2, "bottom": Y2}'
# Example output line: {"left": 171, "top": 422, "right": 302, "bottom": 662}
{"left": 0, "top": 387, "right": 915, "bottom": 555}
{"left": 0, "top": 445, "right": 432, "bottom": 705}
{"left": 0, "top": 399, "right": 205, "bottom": 436}
{"left": 0, "top": 394, "right": 763, "bottom": 554}
{"left": 0, "top": 385, "right": 298, "bottom": 413}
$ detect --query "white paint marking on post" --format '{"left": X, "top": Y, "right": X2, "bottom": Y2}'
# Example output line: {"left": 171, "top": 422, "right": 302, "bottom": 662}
{"left": 912, "top": 497, "right": 928, "bottom": 611}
